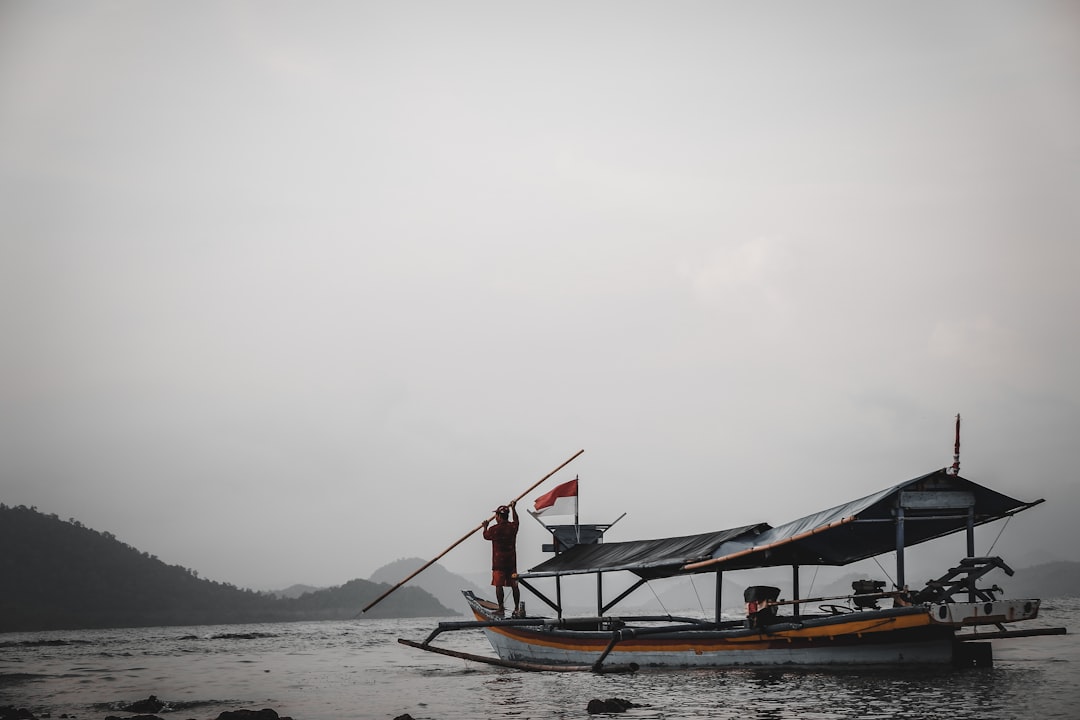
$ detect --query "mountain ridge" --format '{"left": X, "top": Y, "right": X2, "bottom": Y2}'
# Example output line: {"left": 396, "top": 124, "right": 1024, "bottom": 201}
{"left": 7, "top": 503, "right": 1074, "bottom": 634}
{"left": 0, "top": 504, "right": 455, "bottom": 632}
{"left": 369, "top": 557, "right": 487, "bottom": 614}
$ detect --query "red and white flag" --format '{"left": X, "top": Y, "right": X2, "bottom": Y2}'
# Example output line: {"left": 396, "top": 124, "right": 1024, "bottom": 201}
{"left": 533, "top": 478, "right": 578, "bottom": 517}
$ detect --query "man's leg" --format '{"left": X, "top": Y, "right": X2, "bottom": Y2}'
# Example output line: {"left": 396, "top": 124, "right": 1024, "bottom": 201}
{"left": 495, "top": 585, "right": 505, "bottom": 611}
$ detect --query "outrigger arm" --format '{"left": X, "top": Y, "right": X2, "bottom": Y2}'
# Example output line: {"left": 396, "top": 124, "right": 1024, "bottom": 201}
{"left": 396, "top": 637, "right": 631, "bottom": 672}
{"left": 397, "top": 616, "right": 640, "bottom": 673}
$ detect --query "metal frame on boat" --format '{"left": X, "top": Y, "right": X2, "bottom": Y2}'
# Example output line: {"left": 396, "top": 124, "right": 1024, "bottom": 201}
{"left": 400, "top": 465, "right": 1066, "bottom": 671}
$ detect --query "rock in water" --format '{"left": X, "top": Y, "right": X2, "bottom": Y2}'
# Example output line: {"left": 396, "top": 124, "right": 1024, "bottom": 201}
{"left": 122, "top": 695, "right": 166, "bottom": 713}
{"left": 0, "top": 707, "right": 37, "bottom": 720}
{"left": 587, "top": 697, "right": 642, "bottom": 714}
{"left": 216, "top": 709, "right": 292, "bottom": 720}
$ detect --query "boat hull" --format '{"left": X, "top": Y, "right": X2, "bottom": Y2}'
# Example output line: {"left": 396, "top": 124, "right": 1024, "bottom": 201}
{"left": 464, "top": 594, "right": 1034, "bottom": 668}
{"left": 483, "top": 625, "right": 955, "bottom": 667}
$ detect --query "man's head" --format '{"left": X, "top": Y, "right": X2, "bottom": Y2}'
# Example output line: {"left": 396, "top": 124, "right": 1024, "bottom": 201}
{"left": 494, "top": 505, "right": 510, "bottom": 522}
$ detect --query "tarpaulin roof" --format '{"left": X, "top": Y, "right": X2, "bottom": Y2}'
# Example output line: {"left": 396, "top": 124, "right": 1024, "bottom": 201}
{"left": 525, "top": 524, "right": 769, "bottom": 580}
{"left": 522, "top": 469, "right": 1041, "bottom": 580}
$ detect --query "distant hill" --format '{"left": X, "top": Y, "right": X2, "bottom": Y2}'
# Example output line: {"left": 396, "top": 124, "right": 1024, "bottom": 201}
{"left": 0, "top": 504, "right": 455, "bottom": 632}
{"left": 370, "top": 557, "right": 487, "bottom": 614}
{"left": 282, "top": 578, "right": 454, "bottom": 620}
{"left": 988, "top": 561, "right": 1080, "bottom": 599}
{"left": 270, "top": 583, "right": 324, "bottom": 599}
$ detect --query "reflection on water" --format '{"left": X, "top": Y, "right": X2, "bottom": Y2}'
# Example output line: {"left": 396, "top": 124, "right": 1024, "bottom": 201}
{"left": 0, "top": 599, "right": 1077, "bottom": 719}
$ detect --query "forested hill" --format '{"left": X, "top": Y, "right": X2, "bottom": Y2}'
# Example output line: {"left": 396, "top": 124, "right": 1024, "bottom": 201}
{"left": 0, "top": 504, "right": 454, "bottom": 632}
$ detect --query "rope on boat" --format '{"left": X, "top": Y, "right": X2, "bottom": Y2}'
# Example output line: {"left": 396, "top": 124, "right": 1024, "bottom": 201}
{"left": 984, "top": 515, "right": 1011, "bottom": 556}
{"left": 690, "top": 575, "right": 707, "bottom": 617}
{"left": 644, "top": 579, "right": 668, "bottom": 615}
{"left": 806, "top": 564, "right": 821, "bottom": 598}
{"left": 872, "top": 554, "right": 896, "bottom": 588}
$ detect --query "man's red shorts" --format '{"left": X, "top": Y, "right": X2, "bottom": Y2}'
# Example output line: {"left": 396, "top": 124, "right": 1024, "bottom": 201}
{"left": 491, "top": 570, "right": 517, "bottom": 587}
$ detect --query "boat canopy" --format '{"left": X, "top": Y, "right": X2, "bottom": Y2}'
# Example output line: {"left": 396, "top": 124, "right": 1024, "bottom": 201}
{"left": 521, "top": 469, "right": 1041, "bottom": 581}
{"left": 522, "top": 524, "right": 769, "bottom": 581}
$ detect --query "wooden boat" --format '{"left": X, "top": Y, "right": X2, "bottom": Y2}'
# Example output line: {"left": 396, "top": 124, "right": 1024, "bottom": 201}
{"left": 400, "top": 467, "right": 1066, "bottom": 671}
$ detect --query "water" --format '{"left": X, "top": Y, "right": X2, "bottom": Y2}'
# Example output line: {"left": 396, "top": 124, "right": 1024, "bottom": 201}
{"left": 2, "top": 598, "right": 1078, "bottom": 720}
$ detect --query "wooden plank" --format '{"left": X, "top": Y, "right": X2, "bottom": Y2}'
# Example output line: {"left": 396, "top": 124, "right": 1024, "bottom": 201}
{"left": 900, "top": 491, "right": 974, "bottom": 509}
{"left": 954, "top": 627, "right": 1067, "bottom": 641}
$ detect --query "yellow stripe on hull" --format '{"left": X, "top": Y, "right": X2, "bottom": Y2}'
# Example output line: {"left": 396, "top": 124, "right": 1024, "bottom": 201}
{"left": 472, "top": 606, "right": 959, "bottom": 666}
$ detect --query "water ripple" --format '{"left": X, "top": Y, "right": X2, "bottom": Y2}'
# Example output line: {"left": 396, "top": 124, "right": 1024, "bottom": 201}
{"left": 0, "top": 612, "right": 1076, "bottom": 719}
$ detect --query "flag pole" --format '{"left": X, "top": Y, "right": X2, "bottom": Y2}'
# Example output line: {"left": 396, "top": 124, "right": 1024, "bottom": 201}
{"left": 574, "top": 474, "right": 580, "bottom": 544}
{"left": 950, "top": 413, "right": 961, "bottom": 475}
{"left": 360, "top": 449, "right": 584, "bottom": 614}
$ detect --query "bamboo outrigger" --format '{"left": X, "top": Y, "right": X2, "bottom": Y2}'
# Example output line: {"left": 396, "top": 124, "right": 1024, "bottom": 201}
{"left": 400, "top": 444, "right": 1066, "bottom": 671}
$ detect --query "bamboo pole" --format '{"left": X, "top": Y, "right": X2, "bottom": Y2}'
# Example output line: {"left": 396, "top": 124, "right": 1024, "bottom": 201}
{"left": 765, "top": 589, "right": 902, "bottom": 608}
{"left": 360, "top": 449, "right": 584, "bottom": 614}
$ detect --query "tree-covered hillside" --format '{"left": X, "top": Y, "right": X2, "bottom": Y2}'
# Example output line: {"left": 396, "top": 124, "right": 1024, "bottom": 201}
{"left": 0, "top": 504, "right": 454, "bottom": 632}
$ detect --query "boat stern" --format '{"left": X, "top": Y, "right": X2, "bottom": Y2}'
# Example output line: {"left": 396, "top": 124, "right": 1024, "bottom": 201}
{"left": 928, "top": 598, "right": 1040, "bottom": 626}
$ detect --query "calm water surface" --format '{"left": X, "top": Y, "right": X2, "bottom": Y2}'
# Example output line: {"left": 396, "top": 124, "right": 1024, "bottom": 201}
{"left": 2, "top": 598, "right": 1077, "bottom": 719}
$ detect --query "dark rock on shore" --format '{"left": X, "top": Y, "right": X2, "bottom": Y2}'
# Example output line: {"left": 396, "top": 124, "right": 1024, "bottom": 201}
{"left": 99, "top": 700, "right": 291, "bottom": 720}
{"left": 216, "top": 709, "right": 292, "bottom": 720}
{"left": 123, "top": 695, "right": 167, "bottom": 713}
{"left": 5, "top": 699, "right": 293, "bottom": 720}
{"left": 587, "top": 697, "right": 643, "bottom": 714}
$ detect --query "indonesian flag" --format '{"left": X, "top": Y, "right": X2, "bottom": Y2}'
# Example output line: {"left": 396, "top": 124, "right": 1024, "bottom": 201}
{"left": 533, "top": 478, "right": 578, "bottom": 517}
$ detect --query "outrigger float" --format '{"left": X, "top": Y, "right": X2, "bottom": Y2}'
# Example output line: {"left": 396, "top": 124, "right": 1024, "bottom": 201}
{"left": 400, "top": 445, "right": 1066, "bottom": 671}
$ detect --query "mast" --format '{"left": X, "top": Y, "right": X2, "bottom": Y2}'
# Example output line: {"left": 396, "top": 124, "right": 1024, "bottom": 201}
{"left": 574, "top": 474, "right": 580, "bottom": 544}
{"left": 947, "top": 414, "right": 974, "bottom": 597}
{"left": 950, "top": 413, "right": 961, "bottom": 475}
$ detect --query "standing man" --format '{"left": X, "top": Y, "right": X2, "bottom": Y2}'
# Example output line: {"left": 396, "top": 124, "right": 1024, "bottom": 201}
{"left": 482, "top": 500, "right": 521, "bottom": 616}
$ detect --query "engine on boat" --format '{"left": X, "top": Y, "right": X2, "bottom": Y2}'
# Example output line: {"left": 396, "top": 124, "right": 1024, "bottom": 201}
{"left": 744, "top": 585, "right": 780, "bottom": 628}
{"left": 852, "top": 579, "right": 887, "bottom": 609}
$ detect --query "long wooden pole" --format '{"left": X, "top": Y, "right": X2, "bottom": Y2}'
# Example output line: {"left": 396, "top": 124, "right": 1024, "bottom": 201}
{"left": 360, "top": 449, "right": 584, "bottom": 614}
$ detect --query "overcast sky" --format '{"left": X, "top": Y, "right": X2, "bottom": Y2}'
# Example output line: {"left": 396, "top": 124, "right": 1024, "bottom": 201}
{"left": 2, "top": 1, "right": 1078, "bottom": 593}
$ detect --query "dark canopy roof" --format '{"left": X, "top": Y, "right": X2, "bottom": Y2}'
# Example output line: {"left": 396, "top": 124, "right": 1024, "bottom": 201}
{"left": 522, "top": 469, "right": 1040, "bottom": 581}
{"left": 524, "top": 524, "right": 768, "bottom": 580}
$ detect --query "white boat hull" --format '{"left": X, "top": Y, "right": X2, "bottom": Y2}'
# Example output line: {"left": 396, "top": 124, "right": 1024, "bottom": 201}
{"left": 483, "top": 627, "right": 955, "bottom": 667}
{"left": 465, "top": 593, "right": 1013, "bottom": 668}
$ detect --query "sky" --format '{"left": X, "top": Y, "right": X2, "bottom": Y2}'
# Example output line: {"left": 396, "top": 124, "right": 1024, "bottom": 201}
{"left": 1, "top": 1, "right": 1078, "bottom": 594}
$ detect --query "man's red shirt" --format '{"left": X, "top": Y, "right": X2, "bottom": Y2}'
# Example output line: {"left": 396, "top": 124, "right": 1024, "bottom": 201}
{"left": 483, "top": 518, "right": 519, "bottom": 572}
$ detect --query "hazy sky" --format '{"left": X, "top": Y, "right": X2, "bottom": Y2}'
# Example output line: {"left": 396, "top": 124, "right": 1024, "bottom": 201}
{"left": 2, "top": 1, "right": 1078, "bottom": 593}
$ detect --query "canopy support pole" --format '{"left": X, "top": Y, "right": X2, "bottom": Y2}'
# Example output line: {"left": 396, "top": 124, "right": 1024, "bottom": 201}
{"left": 967, "top": 505, "right": 976, "bottom": 602}
{"left": 556, "top": 575, "right": 563, "bottom": 619}
{"left": 715, "top": 570, "right": 723, "bottom": 623}
{"left": 895, "top": 506, "right": 906, "bottom": 590}
{"left": 596, "top": 572, "right": 604, "bottom": 617}
{"left": 792, "top": 564, "right": 801, "bottom": 619}
{"left": 516, "top": 578, "right": 560, "bottom": 615}
{"left": 601, "top": 577, "right": 648, "bottom": 615}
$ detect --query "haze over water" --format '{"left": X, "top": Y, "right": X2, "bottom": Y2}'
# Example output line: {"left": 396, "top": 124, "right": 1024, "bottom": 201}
{"left": 2, "top": 598, "right": 1077, "bottom": 719}
{"left": 3, "top": 1, "right": 1079, "bottom": 595}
